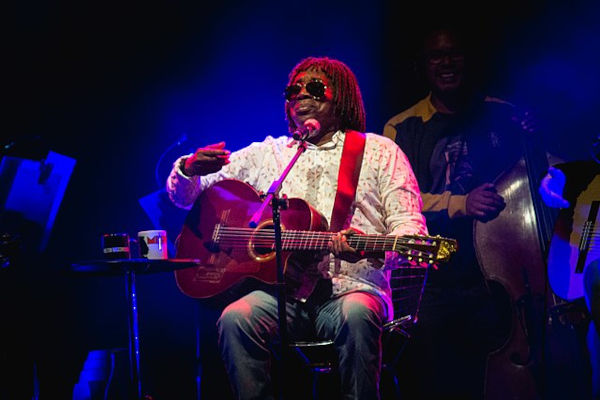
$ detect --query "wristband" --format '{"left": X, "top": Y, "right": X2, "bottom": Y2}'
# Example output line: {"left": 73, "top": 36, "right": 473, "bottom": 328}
{"left": 179, "top": 157, "right": 192, "bottom": 177}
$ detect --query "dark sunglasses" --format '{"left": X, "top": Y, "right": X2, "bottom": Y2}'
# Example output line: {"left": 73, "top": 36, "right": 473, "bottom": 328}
{"left": 424, "top": 50, "right": 465, "bottom": 65}
{"left": 284, "top": 79, "right": 327, "bottom": 101}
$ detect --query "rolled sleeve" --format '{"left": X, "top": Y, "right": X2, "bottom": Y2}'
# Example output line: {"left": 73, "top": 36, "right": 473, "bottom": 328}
{"left": 166, "top": 155, "right": 203, "bottom": 209}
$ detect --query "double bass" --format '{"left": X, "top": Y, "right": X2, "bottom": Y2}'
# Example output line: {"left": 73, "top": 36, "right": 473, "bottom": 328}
{"left": 474, "top": 129, "right": 586, "bottom": 399}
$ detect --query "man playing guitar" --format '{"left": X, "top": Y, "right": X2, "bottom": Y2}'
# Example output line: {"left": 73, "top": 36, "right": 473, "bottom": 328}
{"left": 166, "top": 56, "right": 429, "bottom": 399}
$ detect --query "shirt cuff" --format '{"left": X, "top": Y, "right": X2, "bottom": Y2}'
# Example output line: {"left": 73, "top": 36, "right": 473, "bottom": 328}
{"left": 448, "top": 194, "right": 468, "bottom": 218}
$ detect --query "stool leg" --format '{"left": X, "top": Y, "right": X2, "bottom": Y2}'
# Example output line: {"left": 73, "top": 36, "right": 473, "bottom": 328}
{"left": 382, "top": 363, "right": 402, "bottom": 399}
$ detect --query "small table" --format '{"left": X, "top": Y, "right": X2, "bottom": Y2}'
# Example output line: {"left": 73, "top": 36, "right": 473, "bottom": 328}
{"left": 71, "top": 258, "right": 201, "bottom": 400}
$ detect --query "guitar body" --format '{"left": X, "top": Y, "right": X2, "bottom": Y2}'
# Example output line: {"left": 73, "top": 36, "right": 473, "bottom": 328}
{"left": 173, "top": 179, "right": 457, "bottom": 299}
{"left": 548, "top": 174, "right": 600, "bottom": 300}
{"left": 174, "top": 179, "right": 329, "bottom": 298}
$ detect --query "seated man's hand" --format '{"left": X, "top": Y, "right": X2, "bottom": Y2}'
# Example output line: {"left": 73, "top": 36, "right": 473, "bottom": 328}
{"left": 329, "top": 228, "right": 365, "bottom": 263}
{"left": 183, "top": 142, "right": 230, "bottom": 176}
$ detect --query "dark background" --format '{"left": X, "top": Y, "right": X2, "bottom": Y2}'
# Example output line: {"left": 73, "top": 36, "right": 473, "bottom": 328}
{"left": 3, "top": 0, "right": 600, "bottom": 398}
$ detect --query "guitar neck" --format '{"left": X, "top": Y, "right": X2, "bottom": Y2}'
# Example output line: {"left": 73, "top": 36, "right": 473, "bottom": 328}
{"left": 280, "top": 231, "right": 410, "bottom": 252}
{"left": 214, "top": 225, "right": 455, "bottom": 262}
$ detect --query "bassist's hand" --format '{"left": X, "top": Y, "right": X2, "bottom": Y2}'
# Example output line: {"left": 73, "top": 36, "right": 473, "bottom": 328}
{"left": 466, "top": 183, "right": 506, "bottom": 221}
{"left": 329, "top": 228, "right": 365, "bottom": 263}
{"left": 511, "top": 110, "right": 538, "bottom": 135}
{"left": 183, "top": 142, "right": 230, "bottom": 176}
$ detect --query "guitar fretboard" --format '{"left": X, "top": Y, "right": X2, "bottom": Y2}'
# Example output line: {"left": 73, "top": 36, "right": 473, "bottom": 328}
{"left": 212, "top": 225, "right": 454, "bottom": 262}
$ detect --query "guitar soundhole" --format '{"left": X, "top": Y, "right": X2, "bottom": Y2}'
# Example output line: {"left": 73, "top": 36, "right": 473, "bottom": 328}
{"left": 252, "top": 224, "right": 275, "bottom": 256}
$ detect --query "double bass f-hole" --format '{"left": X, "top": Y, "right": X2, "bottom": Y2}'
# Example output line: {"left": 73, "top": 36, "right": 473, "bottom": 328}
{"left": 511, "top": 268, "right": 546, "bottom": 367}
{"left": 511, "top": 294, "right": 533, "bottom": 366}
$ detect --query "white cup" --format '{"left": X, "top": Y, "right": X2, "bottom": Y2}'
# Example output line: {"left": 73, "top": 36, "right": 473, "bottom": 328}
{"left": 137, "top": 230, "right": 168, "bottom": 260}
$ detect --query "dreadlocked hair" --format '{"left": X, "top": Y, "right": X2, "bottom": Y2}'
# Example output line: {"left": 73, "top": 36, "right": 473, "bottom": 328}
{"left": 285, "top": 56, "right": 366, "bottom": 133}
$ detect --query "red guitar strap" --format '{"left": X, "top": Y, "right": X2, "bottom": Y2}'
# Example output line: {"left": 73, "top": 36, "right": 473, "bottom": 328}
{"left": 329, "top": 130, "right": 366, "bottom": 232}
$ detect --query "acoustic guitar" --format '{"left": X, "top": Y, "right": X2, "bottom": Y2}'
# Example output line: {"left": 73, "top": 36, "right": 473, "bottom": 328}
{"left": 547, "top": 174, "right": 600, "bottom": 300}
{"left": 174, "top": 179, "right": 457, "bottom": 299}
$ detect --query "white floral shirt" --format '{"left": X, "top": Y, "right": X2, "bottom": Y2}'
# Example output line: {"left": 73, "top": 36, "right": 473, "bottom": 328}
{"left": 167, "top": 131, "right": 427, "bottom": 320}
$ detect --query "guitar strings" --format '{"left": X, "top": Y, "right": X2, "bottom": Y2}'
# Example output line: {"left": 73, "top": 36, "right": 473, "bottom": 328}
{"left": 210, "top": 227, "right": 448, "bottom": 264}
{"left": 214, "top": 226, "right": 439, "bottom": 254}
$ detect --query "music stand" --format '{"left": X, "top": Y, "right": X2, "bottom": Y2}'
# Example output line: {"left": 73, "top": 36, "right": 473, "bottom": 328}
{"left": 71, "top": 258, "right": 201, "bottom": 400}
{"left": 0, "top": 151, "right": 76, "bottom": 252}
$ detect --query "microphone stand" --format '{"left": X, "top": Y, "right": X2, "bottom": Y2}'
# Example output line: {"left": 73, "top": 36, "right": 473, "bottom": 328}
{"left": 248, "top": 137, "right": 309, "bottom": 400}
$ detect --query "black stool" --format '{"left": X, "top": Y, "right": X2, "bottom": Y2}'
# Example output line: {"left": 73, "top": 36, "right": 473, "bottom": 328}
{"left": 289, "top": 262, "right": 431, "bottom": 399}
{"left": 289, "top": 340, "right": 337, "bottom": 399}
{"left": 289, "top": 314, "right": 415, "bottom": 400}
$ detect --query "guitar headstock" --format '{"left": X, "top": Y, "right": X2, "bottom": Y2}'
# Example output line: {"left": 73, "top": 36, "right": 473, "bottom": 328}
{"left": 395, "top": 234, "right": 458, "bottom": 264}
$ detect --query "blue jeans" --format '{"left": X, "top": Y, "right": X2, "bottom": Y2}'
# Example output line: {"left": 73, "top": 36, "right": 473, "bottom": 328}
{"left": 216, "top": 286, "right": 385, "bottom": 399}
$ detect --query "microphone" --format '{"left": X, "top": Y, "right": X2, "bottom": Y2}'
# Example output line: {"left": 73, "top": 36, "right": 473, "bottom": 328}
{"left": 292, "top": 118, "right": 320, "bottom": 140}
